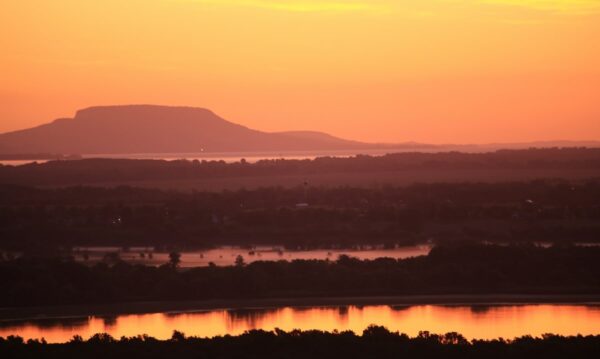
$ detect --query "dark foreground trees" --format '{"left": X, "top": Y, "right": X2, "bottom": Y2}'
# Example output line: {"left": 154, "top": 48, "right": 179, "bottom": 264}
{"left": 1, "top": 328, "right": 599, "bottom": 359}
{"left": 1, "top": 244, "right": 599, "bottom": 307}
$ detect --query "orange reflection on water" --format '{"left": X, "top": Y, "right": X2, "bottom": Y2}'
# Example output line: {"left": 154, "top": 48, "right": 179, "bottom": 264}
{"left": 1, "top": 305, "right": 599, "bottom": 343}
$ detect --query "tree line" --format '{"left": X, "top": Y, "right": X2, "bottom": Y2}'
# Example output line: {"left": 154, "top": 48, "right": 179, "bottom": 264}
{"left": 1, "top": 328, "right": 599, "bottom": 359}
{"left": 1, "top": 180, "right": 599, "bottom": 250}
{"left": 1, "top": 148, "right": 599, "bottom": 186}
{"left": 1, "top": 244, "right": 598, "bottom": 307}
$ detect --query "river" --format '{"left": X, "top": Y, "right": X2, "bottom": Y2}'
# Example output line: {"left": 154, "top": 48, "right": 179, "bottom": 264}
{"left": 1, "top": 304, "right": 599, "bottom": 343}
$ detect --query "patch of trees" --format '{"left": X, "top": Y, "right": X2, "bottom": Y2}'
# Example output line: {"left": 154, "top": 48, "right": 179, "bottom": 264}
{"left": 1, "top": 244, "right": 598, "bottom": 307}
{"left": 1, "top": 328, "right": 599, "bottom": 359}
{"left": 1, "top": 148, "right": 600, "bottom": 186}
{"left": 1, "top": 180, "right": 600, "bottom": 250}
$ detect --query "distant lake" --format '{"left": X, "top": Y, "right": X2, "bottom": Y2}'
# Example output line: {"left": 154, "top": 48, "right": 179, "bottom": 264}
{"left": 72, "top": 245, "right": 431, "bottom": 267}
{"left": 0, "top": 147, "right": 462, "bottom": 166}
{"left": 84, "top": 149, "right": 438, "bottom": 162}
{"left": 0, "top": 159, "right": 51, "bottom": 166}
{"left": 2, "top": 304, "right": 599, "bottom": 343}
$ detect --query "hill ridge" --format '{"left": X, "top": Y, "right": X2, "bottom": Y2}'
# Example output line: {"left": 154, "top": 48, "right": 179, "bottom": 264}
{"left": 0, "top": 105, "right": 369, "bottom": 155}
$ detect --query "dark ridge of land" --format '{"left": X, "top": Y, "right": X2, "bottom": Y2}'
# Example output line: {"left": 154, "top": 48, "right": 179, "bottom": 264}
{"left": 1, "top": 245, "right": 598, "bottom": 309}
{"left": 1, "top": 148, "right": 600, "bottom": 188}
{"left": 1, "top": 179, "right": 599, "bottom": 250}
{"left": 1, "top": 294, "right": 599, "bottom": 322}
{"left": 0, "top": 105, "right": 370, "bottom": 155}
{"left": 74, "top": 168, "right": 600, "bottom": 192}
{"left": 1, "top": 328, "right": 599, "bottom": 359}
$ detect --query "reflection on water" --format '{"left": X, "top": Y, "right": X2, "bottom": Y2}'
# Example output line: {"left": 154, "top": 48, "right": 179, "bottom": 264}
{"left": 0, "top": 149, "right": 425, "bottom": 167}
{"left": 0, "top": 160, "right": 51, "bottom": 166}
{"left": 1, "top": 146, "right": 500, "bottom": 167}
{"left": 72, "top": 245, "right": 431, "bottom": 267}
{"left": 81, "top": 149, "right": 436, "bottom": 163}
{"left": 1, "top": 305, "right": 599, "bottom": 343}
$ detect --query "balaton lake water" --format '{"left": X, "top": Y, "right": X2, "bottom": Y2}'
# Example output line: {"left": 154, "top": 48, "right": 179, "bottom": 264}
{"left": 1, "top": 304, "right": 599, "bottom": 343}
{"left": 72, "top": 245, "right": 432, "bottom": 267}
{"left": 0, "top": 148, "right": 441, "bottom": 166}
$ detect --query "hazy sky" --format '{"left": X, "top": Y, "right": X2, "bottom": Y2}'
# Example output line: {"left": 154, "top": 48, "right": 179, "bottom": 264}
{"left": 1, "top": 0, "right": 599, "bottom": 143}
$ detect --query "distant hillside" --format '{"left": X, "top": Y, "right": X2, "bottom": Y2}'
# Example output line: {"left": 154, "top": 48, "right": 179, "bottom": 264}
{"left": 2, "top": 105, "right": 598, "bottom": 156}
{"left": 275, "top": 130, "right": 362, "bottom": 145}
{"left": 0, "top": 105, "right": 372, "bottom": 155}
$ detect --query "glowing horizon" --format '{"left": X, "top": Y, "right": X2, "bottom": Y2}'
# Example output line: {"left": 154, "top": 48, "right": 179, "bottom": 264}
{"left": 1, "top": 0, "right": 599, "bottom": 143}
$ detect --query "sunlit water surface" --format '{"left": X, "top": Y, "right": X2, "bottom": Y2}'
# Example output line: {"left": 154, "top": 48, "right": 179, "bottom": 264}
{"left": 0, "top": 149, "right": 403, "bottom": 166}
{"left": 71, "top": 246, "right": 431, "bottom": 267}
{"left": 0, "top": 147, "right": 485, "bottom": 166}
{"left": 1, "top": 305, "right": 599, "bottom": 343}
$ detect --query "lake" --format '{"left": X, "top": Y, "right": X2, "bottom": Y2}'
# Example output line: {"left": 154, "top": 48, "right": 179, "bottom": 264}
{"left": 71, "top": 245, "right": 432, "bottom": 267}
{"left": 2, "top": 304, "right": 599, "bottom": 343}
{"left": 0, "top": 149, "right": 390, "bottom": 166}
{"left": 0, "top": 147, "right": 478, "bottom": 166}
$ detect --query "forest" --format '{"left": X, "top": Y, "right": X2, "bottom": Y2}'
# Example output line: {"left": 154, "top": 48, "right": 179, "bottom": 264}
{"left": 1, "top": 328, "right": 599, "bottom": 359}
{"left": 1, "top": 244, "right": 598, "bottom": 307}
{"left": 1, "top": 179, "right": 599, "bottom": 250}
{"left": 1, "top": 148, "right": 599, "bottom": 186}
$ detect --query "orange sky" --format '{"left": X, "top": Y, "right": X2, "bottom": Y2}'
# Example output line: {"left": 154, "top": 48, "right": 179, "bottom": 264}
{"left": 1, "top": 0, "right": 599, "bottom": 143}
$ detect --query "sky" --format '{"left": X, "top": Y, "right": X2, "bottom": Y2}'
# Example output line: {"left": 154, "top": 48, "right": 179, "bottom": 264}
{"left": 1, "top": 0, "right": 599, "bottom": 144}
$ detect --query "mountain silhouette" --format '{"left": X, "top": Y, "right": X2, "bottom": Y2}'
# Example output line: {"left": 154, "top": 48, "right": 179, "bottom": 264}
{"left": 0, "top": 105, "right": 371, "bottom": 154}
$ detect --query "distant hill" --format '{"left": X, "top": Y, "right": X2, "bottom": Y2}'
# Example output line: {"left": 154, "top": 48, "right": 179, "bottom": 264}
{"left": 0, "top": 105, "right": 373, "bottom": 155}
{"left": 1, "top": 105, "right": 598, "bottom": 156}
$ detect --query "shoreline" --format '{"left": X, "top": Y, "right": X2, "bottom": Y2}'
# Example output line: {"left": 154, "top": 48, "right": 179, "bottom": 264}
{"left": 1, "top": 294, "right": 599, "bottom": 322}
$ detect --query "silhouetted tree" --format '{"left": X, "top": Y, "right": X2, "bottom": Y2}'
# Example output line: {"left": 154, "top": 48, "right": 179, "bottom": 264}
{"left": 169, "top": 252, "right": 181, "bottom": 268}
{"left": 235, "top": 255, "right": 245, "bottom": 267}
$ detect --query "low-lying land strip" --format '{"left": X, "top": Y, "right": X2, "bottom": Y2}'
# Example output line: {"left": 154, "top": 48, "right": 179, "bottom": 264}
{"left": 1, "top": 328, "right": 599, "bottom": 358}
{"left": 1, "top": 245, "right": 598, "bottom": 311}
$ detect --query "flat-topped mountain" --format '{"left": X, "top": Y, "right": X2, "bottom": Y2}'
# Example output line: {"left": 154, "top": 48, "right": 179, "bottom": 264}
{"left": 2, "top": 105, "right": 598, "bottom": 157}
{"left": 0, "top": 105, "right": 370, "bottom": 155}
